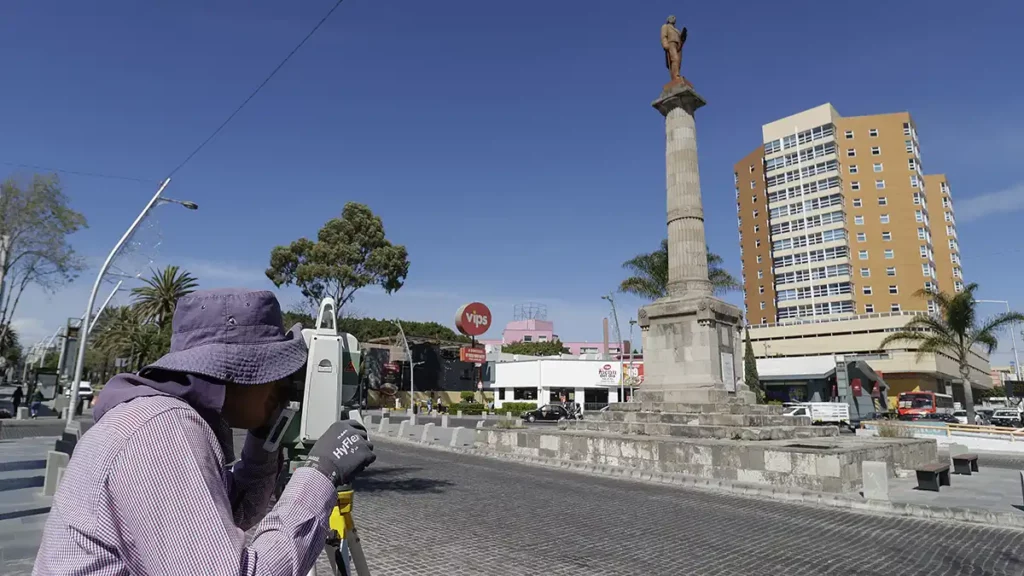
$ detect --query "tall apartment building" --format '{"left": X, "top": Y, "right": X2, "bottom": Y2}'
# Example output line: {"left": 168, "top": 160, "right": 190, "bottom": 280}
{"left": 735, "top": 103, "right": 964, "bottom": 325}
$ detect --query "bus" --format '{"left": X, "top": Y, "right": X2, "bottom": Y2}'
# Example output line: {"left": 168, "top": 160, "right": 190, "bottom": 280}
{"left": 897, "top": 391, "right": 955, "bottom": 419}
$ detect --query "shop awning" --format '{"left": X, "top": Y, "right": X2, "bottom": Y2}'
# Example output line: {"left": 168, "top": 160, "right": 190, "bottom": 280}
{"left": 756, "top": 356, "right": 837, "bottom": 381}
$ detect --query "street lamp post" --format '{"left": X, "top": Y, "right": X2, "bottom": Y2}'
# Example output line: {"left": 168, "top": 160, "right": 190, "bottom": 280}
{"left": 975, "top": 299, "right": 1021, "bottom": 382}
{"left": 391, "top": 319, "right": 415, "bottom": 413}
{"left": 66, "top": 178, "right": 197, "bottom": 425}
{"left": 628, "top": 319, "right": 637, "bottom": 402}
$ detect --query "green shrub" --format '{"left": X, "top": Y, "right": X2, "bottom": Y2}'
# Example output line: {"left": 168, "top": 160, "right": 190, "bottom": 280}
{"left": 495, "top": 402, "right": 537, "bottom": 418}
{"left": 876, "top": 420, "right": 915, "bottom": 438}
{"left": 456, "top": 402, "right": 486, "bottom": 415}
{"left": 460, "top": 391, "right": 476, "bottom": 402}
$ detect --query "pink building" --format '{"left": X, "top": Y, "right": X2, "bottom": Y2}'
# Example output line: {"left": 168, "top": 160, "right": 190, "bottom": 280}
{"left": 480, "top": 318, "right": 629, "bottom": 357}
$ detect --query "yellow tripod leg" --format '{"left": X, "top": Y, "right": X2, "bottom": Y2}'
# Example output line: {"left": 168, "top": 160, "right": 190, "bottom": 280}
{"left": 327, "top": 490, "right": 371, "bottom": 576}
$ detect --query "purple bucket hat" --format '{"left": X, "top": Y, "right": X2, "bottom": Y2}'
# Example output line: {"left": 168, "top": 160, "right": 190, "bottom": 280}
{"left": 140, "top": 288, "right": 308, "bottom": 386}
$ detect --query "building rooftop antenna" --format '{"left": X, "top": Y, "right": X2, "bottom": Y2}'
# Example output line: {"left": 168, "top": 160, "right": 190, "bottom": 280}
{"left": 513, "top": 302, "right": 548, "bottom": 321}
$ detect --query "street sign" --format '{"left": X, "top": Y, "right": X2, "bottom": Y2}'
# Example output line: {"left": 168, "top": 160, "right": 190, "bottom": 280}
{"left": 460, "top": 346, "right": 487, "bottom": 363}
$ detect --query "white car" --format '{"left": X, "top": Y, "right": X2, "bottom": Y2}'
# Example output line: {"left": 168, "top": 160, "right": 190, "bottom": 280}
{"left": 953, "top": 409, "right": 968, "bottom": 425}
{"left": 64, "top": 382, "right": 93, "bottom": 401}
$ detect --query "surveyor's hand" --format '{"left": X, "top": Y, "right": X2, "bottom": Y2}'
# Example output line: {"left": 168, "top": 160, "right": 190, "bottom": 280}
{"left": 302, "top": 420, "right": 376, "bottom": 486}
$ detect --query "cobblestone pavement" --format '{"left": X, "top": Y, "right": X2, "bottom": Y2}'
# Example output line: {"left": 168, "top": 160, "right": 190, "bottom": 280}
{"left": 312, "top": 439, "right": 1024, "bottom": 576}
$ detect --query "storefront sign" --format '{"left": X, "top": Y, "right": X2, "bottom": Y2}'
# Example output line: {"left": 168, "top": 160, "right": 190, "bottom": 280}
{"left": 455, "top": 302, "right": 492, "bottom": 337}
{"left": 460, "top": 346, "right": 487, "bottom": 364}
{"left": 599, "top": 363, "right": 618, "bottom": 383}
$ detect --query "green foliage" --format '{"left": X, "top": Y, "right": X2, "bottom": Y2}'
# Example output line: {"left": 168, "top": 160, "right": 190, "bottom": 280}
{"left": 130, "top": 265, "right": 199, "bottom": 329}
{"left": 91, "top": 305, "right": 169, "bottom": 372}
{"left": 0, "top": 174, "right": 88, "bottom": 346}
{"left": 0, "top": 324, "right": 21, "bottom": 368}
{"left": 265, "top": 202, "right": 410, "bottom": 313}
{"left": 501, "top": 339, "right": 568, "bottom": 356}
{"left": 618, "top": 239, "right": 739, "bottom": 300}
{"left": 456, "top": 402, "right": 486, "bottom": 415}
{"left": 879, "top": 282, "right": 1024, "bottom": 423}
{"left": 280, "top": 310, "right": 470, "bottom": 343}
{"left": 976, "top": 385, "right": 1006, "bottom": 401}
{"left": 495, "top": 402, "right": 537, "bottom": 417}
{"left": 743, "top": 327, "right": 763, "bottom": 403}
{"left": 460, "top": 391, "right": 476, "bottom": 402}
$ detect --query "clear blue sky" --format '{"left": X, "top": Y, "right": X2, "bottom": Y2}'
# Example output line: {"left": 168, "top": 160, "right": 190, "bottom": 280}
{"left": 2, "top": 1, "right": 1023, "bottom": 365}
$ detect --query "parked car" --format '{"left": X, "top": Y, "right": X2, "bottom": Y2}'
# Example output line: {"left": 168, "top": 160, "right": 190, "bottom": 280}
{"left": 953, "top": 409, "right": 968, "bottom": 425}
{"left": 989, "top": 409, "right": 1021, "bottom": 428}
{"left": 523, "top": 404, "right": 570, "bottom": 423}
{"left": 64, "top": 382, "right": 93, "bottom": 401}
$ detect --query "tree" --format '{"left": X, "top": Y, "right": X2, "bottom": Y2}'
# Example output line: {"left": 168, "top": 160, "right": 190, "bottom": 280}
{"left": 0, "top": 323, "right": 21, "bottom": 369}
{"left": 130, "top": 265, "right": 199, "bottom": 329}
{"left": 880, "top": 283, "right": 1024, "bottom": 423}
{"left": 501, "top": 339, "right": 568, "bottom": 356}
{"left": 619, "top": 239, "right": 739, "bottom": 299}
{"left": 0, "top": 174, "right": 88, "bottom": 346}
{"left": 266, "top": 203, "right": 410, "bottom": 314}
{"left": 91, "top": 305, "right": 167, "bottom": 371}
{"left": 279, "top": 309, "right": 470, "bottom": 344}
{"left": 743, "top": 327, "right": 763, "bottom": 403}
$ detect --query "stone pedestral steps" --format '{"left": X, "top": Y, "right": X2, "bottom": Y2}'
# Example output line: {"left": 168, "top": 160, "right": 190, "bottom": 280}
{"left": 601, "top": 410, "right": 809, "bottom": 428}
{"left": 582, "top": 419, "right": 838, "bottom": 441}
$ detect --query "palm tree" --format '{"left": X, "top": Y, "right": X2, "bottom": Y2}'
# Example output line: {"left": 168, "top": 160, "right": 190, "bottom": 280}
{"left": 880, "top": 283, "right": 1024, "bottom": 423}
{"left": 619, "top": 239, "right": 740, "bottom": 299}
{"left": 92, "top": 305, "right": 167, "bottom": 371}
{"left": 131, "top": 266, "right": 198, "bottom": 329}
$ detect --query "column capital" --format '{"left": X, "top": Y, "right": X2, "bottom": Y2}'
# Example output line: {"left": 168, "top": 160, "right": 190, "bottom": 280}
{"left": 652, "top": 79, "right": 707, "bottom": 117}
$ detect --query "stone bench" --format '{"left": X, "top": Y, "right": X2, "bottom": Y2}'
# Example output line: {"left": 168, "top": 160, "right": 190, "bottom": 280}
{"left": 916, "top": 462, "right": 951, "bottom": 492}
{"left": 952, "top": 453, "right": 979, "bottom": 476}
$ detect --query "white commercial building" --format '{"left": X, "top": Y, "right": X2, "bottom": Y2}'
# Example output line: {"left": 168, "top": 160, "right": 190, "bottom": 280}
{"left": 489, "top": 358, "right": 641, "bottom": 411}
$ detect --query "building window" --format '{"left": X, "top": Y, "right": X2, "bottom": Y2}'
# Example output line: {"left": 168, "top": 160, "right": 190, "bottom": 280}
{"left": 847, "top": 148, "right": 856, "bottom": 157}
{"left": 871, "top": 146, "right": 881, "bottom": 156}
{"left": 876, "top": 180, "right": 886, "bottom": 189}
{"left": 849, "top": 165, "right": 859, "bottom": 174}
{"left": 884, "top": 249, "right": 894, "bottom": 259}
{"left": 860, "top": 268, "right": 871, "bottom": 277}
{"left": 880, "top": 214, "right": 890, "bottom": 224}
{"left": 845, "top": 130, "right": 854, "bottom": 139}
{"left": 759, "top": 286, "right": 765, "bottom": 294}
{"left": 889, "top": 285, "right": 899, "bottom": 295}
{"left": 919, "top": 246, "right": 928, "bottom": 258}
{"left": 921, "top": 263, "right": 931, "bottom": 277}
{"left": 882, "top": 231, "right": 892, "bottom": 241}
{"left": 749, "top": 164, "right": 755, "bottom": 173}
{"left": 761, "top": 317, "right": 767, "bottom": 323}
{"left": 757, "top": 270, "right": 764, "bottom": 279}
{"left": 886, "top": 267, "right": 896, "bottom": 276}
{"left": 903, "top": 122, "right": 911, "bottom": 136}
{"left": 753, "top": 225, "right": 759, "bottom": 233}
{"left": 853, "top": 198, "right": 863, "bottom": 207}
{"left": 908, "top": 158, "right": 917, "bottom": 171}
{"left": 755, "top": 240, "right": 761, "bottom": 248}
{"left": 862, "top": 286, "right": 873, "bottom": 295}
{"left": 750, "top": 180, "right": 756, "bottom": 189}
{"left": 905, "top": 139, "right": 914, "bottom": 153}
{"left": 865, "top": 304, "right": 875, "bottom": 313}
{"left": 753, "top": 210, "right": 759, "bottom": 218}
{"left": 756, "top": 255, "right": 763, "bottom": 263}
{"left": 878, "top": 196, "right": 888, "bottom": 206}
{"left": 873, "top": 163, "right": 883, "bottom": 172}
{"left": 890, "top": 303, "right": 901, "bottom": 312}
{"left": 851, "top": 181, "right": 861, "bottom": 191}
{"left": 859, "top": 250, "right": 869, "bottom": 260}
{"left": 915, "top": 210, "right": 924, "bottom": 222}
{"left": 523, "top": 335, "right": 533, "bottom": 342}
{"left": 760, "top": 302, "right": 766, "bottom": 310}
{"left": 854, "top": 215, "right": 864, "bottom": 225}
{"left": 538, "top": 335, "right": 548, "bottom": 342}
{"left": 917, "top": 227, "right": 927, "bottom": 240}
{"left": 869, "top": 128, "right": 879, "bottom": 137}
{"left": 911, "top": 175, "right": 921, "bottom": 188}
{"left": 752, "top": 195, "right": 757, "bottom": 203}
{"left": 856, "top": 232, "right": 867, "bottom": 242}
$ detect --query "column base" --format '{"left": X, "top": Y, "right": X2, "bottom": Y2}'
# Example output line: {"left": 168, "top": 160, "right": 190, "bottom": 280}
{"left": 638, "top": 293, "right": 743, "bottom": 393}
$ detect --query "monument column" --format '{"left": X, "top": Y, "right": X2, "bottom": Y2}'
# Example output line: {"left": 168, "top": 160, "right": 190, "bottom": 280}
{"left": 657, "top": 86, "right": 712, "bottom": 297}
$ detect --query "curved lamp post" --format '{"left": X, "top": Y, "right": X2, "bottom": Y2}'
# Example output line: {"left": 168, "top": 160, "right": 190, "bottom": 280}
{"left": 66, "top": 178, "right": 198, "bottom": 425}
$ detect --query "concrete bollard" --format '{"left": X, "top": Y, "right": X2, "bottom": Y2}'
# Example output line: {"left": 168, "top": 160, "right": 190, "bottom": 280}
{"left": 421, "top": 423, "right": 435, "bottom": 442}
{"left": 457, "top": 410, "right": 463, "bottom": 417}
{"left": 382, "top": 409, "right": 391, "bottom": 419}
{"left": 862, "top": 461, "right": 890, "bottom": 501}
{"left": 1020, "top": 471, "right": 1024, "bottom": 506}
{"left": 506, "top": 411, "right": 512, "bottom": 420}
{"left": 43, "top": 450, "right": 70, "bottom": 496}
{"left": 16, "top": 407, "right": 29, "bottom": 420}
{"left": 476, "top": 420, "right": 485, "bottom": 429}
{"left": 441, "top": 415, "right": 449, "bottom": 428}
{"left": 409, "top": 413, "right": 417, "bottom": 426}
{"left": 450, "top": 426, "right": 474, "bottom": 447}
{"left": 398, "top": 421, "right": 409, "bottom": 439}
{"left": 949, "top": 443, "right": 969, "bottom": 458}
{"left": 378, "top": 417, "right": 390, "bottom": 435}
{"left": 515, "top": 418, "right": 524, "bottom": 427}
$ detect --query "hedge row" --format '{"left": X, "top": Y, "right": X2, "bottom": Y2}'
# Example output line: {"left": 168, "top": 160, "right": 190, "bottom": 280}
{"left": 453, "top": 402, "right": 537, "bottom": 417}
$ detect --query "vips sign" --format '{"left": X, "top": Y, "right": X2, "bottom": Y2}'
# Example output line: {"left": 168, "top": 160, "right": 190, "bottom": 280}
{"left": 455, "top": 302, "right": 492, "bottom": 337}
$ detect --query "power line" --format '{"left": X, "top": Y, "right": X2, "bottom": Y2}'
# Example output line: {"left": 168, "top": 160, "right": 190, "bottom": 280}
{"left": 1, "top": 161, "right": 156, "bottom": 183}
{"left": 166, "top": 0, "right": 346, "bottom": 178}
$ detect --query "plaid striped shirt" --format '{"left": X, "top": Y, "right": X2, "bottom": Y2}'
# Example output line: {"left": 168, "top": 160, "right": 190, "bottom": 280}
{"left": 33, "top": 395, "right": 336, "bottom": 575}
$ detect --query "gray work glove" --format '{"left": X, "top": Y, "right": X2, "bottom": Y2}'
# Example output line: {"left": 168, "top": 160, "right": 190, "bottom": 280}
{"left": 301, "top": 420, "right": 376, "bottom": 486}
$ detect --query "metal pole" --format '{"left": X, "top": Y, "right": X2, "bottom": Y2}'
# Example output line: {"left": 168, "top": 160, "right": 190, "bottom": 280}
{"left": 976, "top": 299, "right": 1022, "bottom": 384}
{"left": 88, "top": 280, "right": 123, "bottom": 337}
{"left": 393, "top": 320, "right": 413, "bottom": 412}
{"left": 628, "top": 319, "right": 636, "bottom": 402}
{"left": 67, "top": 178, "right": 171, "bottom": 425}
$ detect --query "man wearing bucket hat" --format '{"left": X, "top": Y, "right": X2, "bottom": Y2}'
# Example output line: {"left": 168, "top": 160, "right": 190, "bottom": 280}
{"left": 34, "top": 288, "right": 376, "bottom": 575}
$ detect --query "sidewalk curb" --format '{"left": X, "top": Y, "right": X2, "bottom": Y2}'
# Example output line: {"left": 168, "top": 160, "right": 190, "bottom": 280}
{"left": 374, "top": 433, "right": 1024, "bottom": 531}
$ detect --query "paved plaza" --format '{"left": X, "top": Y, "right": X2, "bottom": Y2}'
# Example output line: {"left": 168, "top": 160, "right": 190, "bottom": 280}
{"left": 5, "top": 432, "right": 1024, "bottom": 575}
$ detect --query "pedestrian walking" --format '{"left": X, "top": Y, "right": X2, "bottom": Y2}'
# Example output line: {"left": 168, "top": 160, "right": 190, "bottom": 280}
{"left": 29, "top": 389, "right": 43, "bottom": 418}
{"left": 12, "top": 385, "right": 24, "bottom": 413}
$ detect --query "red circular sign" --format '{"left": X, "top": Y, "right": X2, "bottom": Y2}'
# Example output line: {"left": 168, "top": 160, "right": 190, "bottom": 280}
{"left": 455, "top": 302, "right": 492, "bottom": 337}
